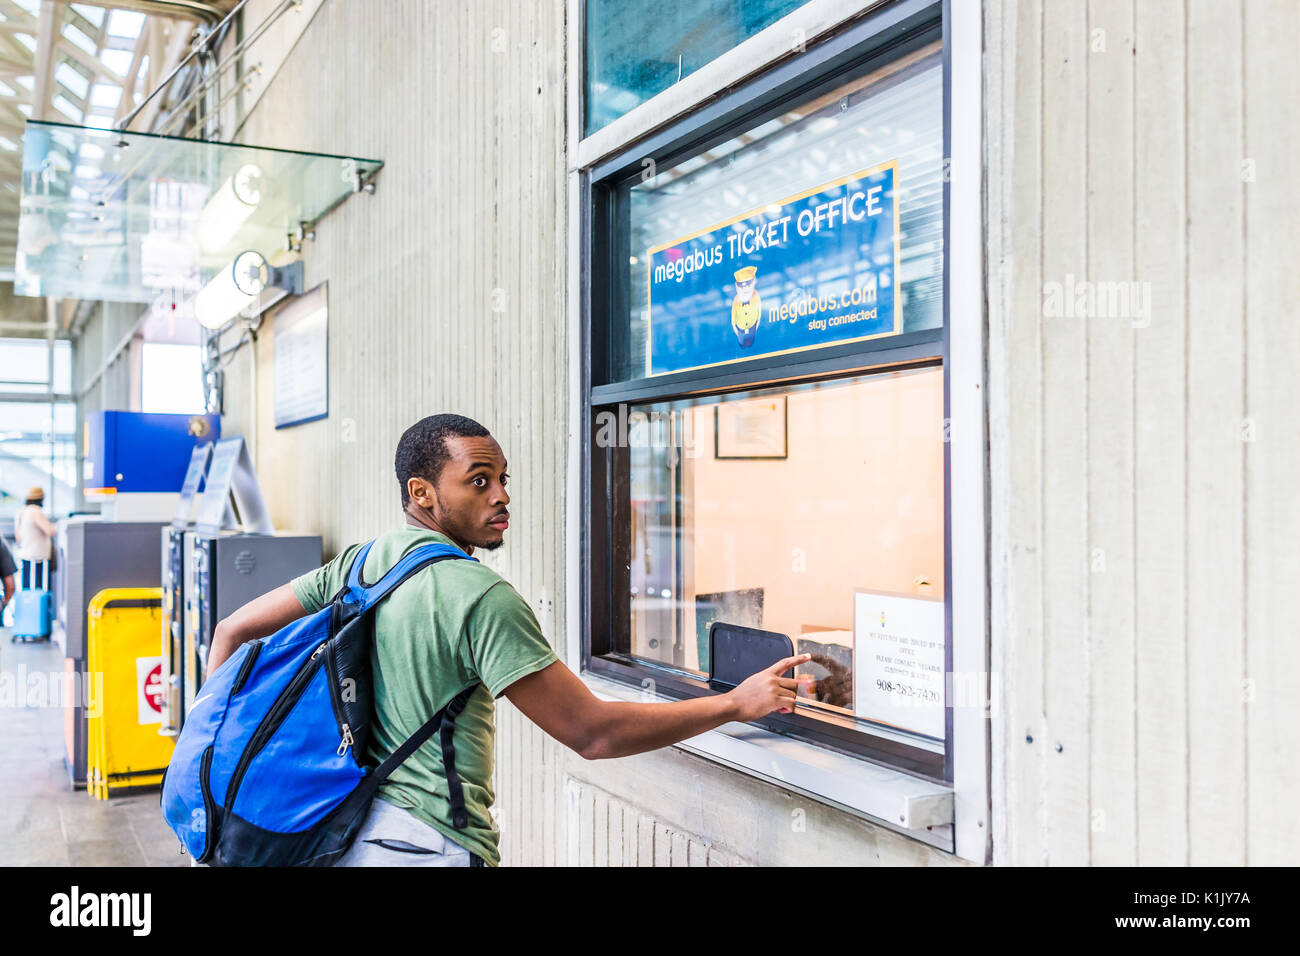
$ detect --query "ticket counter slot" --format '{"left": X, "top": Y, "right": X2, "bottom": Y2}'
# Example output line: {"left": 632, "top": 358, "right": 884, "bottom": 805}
{"left": 707, "top": 622, "right": 794, "bottom": 691}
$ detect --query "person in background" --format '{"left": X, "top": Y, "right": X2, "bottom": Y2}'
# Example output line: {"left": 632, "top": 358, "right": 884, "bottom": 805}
{"left": 13, "top": 486, "right": 56, "bottom": 591}
{"left": 0, "top": 535, "right": 15, "bottom": 625}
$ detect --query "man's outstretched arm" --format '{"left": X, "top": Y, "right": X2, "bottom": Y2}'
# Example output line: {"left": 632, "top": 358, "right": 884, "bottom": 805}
{"left": 503, "top": 654, "right": 810, "bottom": 760}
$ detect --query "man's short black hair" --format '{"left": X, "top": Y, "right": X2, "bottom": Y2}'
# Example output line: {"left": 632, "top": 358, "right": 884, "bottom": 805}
{"left": 395, "top": 414, "right": 491, "bottom": 507}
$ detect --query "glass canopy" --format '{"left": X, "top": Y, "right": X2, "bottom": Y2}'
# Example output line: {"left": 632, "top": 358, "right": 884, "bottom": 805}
{"left": 13, "top": 121, "right": 382, "bottom": 302}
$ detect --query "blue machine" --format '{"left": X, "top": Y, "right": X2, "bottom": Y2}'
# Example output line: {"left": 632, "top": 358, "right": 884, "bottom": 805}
{"left": 84, "top": 411, "right": 221, "bottom": 495}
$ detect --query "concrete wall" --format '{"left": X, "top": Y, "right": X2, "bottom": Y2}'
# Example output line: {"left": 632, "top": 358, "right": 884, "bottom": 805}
{"left": 985, "top": 0, "right": 1300, "bottom": 865}
{"left": 216, "top": 0, "right": 1300, "bottom": 866}
{"left": 216, "top": 0, "right": 573, "bottom": 863}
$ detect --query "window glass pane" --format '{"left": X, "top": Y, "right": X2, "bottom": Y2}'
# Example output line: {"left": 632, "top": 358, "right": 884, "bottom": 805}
{"left": 0, "top": 401, "right": 76, "bottom": 521}
{"left": 613, "top": 365, "right": 946, "bottom": 746}
{"left": 608, "top": 46, "right": 943, "bottom": 383}
{"left": 585, "top": 0, "right": 806, "bottom": 135}
{"left": 0, "top": 338, "right": 71, "bottom": 394}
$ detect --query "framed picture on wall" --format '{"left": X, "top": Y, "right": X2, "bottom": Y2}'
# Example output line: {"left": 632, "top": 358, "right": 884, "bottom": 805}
{"left": 714, "top": 395, "right": 787, "bottom": 459}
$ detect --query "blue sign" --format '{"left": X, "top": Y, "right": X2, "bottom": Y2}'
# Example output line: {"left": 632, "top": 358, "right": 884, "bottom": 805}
{"left": 647, "top": 162, "right": 901, "bottom": 375}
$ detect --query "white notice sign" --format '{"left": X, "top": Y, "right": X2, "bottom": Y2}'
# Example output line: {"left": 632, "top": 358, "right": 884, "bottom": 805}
{"left": 274, "top": 283, "right": 328, "bottom": 428}
{"left": 853, "top": 590, "right": 945, "bottom": 739}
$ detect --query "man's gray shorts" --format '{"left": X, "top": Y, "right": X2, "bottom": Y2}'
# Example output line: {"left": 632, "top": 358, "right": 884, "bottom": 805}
{"left": 334, "top": 798, "right": 485, "bottom": 867}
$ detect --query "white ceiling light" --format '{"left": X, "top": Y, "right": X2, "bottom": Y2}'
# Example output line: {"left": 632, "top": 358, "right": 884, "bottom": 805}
{"left": 197, "top": 164, "right": 264, "bottom": 253}
{"left": 195, "top": 251, "right": 268, "bottom": 329}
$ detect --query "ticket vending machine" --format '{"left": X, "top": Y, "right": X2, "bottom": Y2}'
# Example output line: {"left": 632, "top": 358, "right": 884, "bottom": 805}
{"left": 160, "top": 444, "right": 214, "bottom": 737}
{"left": 170, "top": 435, "right": 321, "bottom": 723}
{"left": 159, "top": 525, "right": 188, "bottom": 736}
{"left": 179, "top": 530, "right": 321, "bottom": 715}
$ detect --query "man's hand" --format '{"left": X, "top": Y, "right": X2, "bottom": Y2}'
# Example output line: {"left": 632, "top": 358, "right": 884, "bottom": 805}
{"left": 503, "top": 652, "right": 814, "bottom": 761}
{"left": 726, "top": 653, "right": 812, "bottom": 721}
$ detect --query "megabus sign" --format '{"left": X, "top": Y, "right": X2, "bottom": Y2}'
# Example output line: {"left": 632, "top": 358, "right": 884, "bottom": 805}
{"left": 647, "top": 161, "right": 901, "bottom": 376}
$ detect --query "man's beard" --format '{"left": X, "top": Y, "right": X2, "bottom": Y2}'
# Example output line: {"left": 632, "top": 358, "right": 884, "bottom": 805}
{"left": 481, "top": 537, "right": 504, "bottom": 551}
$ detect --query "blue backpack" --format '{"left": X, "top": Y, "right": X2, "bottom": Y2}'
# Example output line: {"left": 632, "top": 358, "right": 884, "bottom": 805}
{"left": 161, "top": 539, "right": 475, "bottom": 866}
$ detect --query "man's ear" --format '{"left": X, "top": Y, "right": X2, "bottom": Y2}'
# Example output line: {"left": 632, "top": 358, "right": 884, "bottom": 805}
{"left": 407, "top": 476, "right": 437, "bottom": 510}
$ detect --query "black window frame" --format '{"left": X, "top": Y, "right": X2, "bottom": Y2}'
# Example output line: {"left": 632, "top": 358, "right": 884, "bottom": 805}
{"left": 580, "top": 0, "right": 953, "bottom": 783}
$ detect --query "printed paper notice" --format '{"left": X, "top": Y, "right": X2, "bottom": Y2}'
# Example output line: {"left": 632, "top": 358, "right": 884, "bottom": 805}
{"left": 853, "top": 590, "right": 945, "bottom": 739}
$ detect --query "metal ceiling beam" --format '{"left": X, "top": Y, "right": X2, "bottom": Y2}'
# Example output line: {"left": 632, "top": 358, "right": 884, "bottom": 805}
{"left": 131, "top": 18, "right": 188, "bottom": 132}
{"left": 112, "top": 14, "right": 149, "bottom": 125}
{"left": 31, "top": 1, "right": 59, "bottom": 123}
{"left": 51, "top": 0, "right": 226, "bottom": 26}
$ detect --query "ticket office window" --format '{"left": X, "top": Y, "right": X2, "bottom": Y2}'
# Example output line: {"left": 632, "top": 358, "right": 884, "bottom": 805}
{"left": 584, "top": 3, "right": 951, "bottom": 780}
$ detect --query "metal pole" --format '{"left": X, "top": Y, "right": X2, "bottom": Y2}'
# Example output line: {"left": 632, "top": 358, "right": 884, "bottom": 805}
{"left": 117, "top": 0, "right": 253, "bottom": 132}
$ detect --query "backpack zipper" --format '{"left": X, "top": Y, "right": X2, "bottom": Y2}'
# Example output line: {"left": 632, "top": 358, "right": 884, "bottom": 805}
{"left": 223, "top": 642, "right": 328, "bottom": 812}
{"left": 196, "top": 744, "right": 216, "bottom": 863}
{"left": 323, "top": 640, "right": 353, "bottom": 759}
{"left": 230, "top": 641, "right": 263, "bottom": 695}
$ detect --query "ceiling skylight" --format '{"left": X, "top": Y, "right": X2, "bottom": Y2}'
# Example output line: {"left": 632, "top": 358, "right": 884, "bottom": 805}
{"left": 90, "top": 84, "right": 120, "bottom": 109}
{"left": 71, "top": 4, "right": 106, "bottom": 27}
{"left": 107, "top": 9, "right": 145, "bottom": 39}
{"left": 56, "top": 62, "right": 91, "bottom": 100}
{"left": 100, "top": 48, "right": 132, "bottom": 77}
{"left": 62, "top": 23, "right": 100, "bottom": 56}
{"left": 52, "top": 95, "right": 82, "bottom": 122}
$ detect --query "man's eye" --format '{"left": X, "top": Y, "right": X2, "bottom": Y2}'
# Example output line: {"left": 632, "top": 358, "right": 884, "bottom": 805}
{"left": 473, "top": 477, "right": 486, "bottom": 488}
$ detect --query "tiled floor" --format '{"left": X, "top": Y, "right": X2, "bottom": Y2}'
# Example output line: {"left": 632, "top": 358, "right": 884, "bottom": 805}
{"left": 0, "top": 634, "right": 187, "bottom": 867}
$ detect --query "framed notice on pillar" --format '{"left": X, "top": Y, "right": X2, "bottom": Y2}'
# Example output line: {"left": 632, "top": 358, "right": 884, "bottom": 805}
{"left": 853, "top": 589, "right": 946, "bottom": 740}
{"left": 273, "top": 283, "right": 328, "bottom": 429}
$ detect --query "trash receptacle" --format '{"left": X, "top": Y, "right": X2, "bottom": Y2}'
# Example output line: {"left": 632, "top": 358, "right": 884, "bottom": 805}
{"left": 85, "top": 588, "right": 174, "bottom": 800}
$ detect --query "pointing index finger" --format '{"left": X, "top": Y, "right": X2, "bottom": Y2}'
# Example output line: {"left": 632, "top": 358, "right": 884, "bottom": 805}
{"left": 769, "top": 653, "right": 811, "bottom": 675}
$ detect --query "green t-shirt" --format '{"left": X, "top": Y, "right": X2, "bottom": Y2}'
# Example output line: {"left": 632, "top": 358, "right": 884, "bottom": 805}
{"left": 290, "top": 523, "right": 557, "bottom": 866}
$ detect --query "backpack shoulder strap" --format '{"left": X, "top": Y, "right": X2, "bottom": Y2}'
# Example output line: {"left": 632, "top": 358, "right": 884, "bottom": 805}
{"left": 369, "top": 684, "right": 477, "bottom": 828}
{"left": 344, "top": 539, "right": 476, "bottom": 611}
{"left": 341, "top": 538, "right": 479, "bottom": 829}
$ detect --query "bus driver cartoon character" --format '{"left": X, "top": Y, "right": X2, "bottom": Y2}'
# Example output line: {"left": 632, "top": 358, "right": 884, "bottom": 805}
{"left": 730, "top": 265, "right": 761, "bottom": 348}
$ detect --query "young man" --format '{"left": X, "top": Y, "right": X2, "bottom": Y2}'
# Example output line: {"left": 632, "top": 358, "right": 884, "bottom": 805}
{"left": 207, "top": 414, "right": 807, "bottom": 867}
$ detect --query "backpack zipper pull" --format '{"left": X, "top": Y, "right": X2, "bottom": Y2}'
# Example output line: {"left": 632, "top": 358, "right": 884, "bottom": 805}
{"left": 337, "top": 723, "right": 353, "bottom": 757}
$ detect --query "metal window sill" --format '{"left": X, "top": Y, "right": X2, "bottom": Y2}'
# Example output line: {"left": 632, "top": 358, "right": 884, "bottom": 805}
{"left": 579, "top": 671, "right": 955, "bottom": 852}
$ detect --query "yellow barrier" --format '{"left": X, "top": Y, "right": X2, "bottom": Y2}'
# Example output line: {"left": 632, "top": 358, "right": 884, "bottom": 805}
{"left": 86, "top": 588, "right": 174, "bottom": 800}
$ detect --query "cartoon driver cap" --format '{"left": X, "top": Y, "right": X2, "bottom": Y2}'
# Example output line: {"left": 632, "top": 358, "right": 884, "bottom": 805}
{"left": 734, "top": 266, "right": 757, "bottom": 282}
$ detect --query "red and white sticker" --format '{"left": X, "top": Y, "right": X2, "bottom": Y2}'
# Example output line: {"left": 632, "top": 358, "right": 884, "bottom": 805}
{"left": 137, "top": 657, "right": 163, "bottom": 724}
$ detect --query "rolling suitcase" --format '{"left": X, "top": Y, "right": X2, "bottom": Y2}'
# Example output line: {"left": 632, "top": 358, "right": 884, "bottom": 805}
{"left": 12, "top": 560, "right": 52, "bottom": 642}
